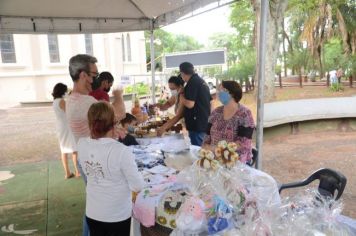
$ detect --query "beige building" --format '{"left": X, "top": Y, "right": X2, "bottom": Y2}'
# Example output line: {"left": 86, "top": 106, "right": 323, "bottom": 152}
{"left": 0, "top": 32, "right": 147, "bottom": 107}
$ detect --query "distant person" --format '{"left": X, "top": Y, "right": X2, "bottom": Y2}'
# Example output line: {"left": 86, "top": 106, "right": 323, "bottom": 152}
{"left": 52, "top": 83, "right": 80, "bottom": 179}
{"left": 156, "top": 75, "right": 185, "bottom": 114}
{"left": 202, "top": 81, "right": 255, "bottom": 163}
{"left": 119, "top": 113, "right": 139, "bottom": 146}
{"left": 78, "top": 102, "right": 144, "bottom": 236}
{"left": 210, "top": 88, "right": 221, "bottom": 111}
{"left": 330, "top": 70, "right": 338, "bottom": 85}
{"left": 179, "top": 62, "right": 211, "bottom": 146}
{"left": 89, "top": 71, "right": 114, "bottom": 102}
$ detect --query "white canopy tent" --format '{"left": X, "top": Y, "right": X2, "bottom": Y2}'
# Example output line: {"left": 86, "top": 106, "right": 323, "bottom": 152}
{"left": 0, "top": 0, "right": 236, "bottom": 33}
{"left": 0, "top": 0, "right": 268, "bottom": 169}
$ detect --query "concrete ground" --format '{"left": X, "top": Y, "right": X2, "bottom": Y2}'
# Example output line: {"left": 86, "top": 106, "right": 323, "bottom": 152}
{"left": 0, "top": 102, "right": 355, "bottom": 235}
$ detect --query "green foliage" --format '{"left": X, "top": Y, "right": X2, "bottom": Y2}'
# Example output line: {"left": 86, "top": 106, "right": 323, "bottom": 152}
{"left": 286, "top": 0, "right": 355, "bottom": 77}
{"left": 208, "top": 33, "right": 239, "bottom": 65}
{"left": 144, "top": 29, "right": 203, "bottom": 71}
{"left": 124, "top": 82, "right": 149, "bottom": 96}
{"left": 203, "top": 66, "right": 223, "bottom": 78}
{"left": 329, "top": 82, "right": 344, "bottom": 92}
{"left": 215, "top": 49, "right": 256, "bottom": 85}
{"left": 229, "top": 1, "right": 255, "bottom": 47}
{"left": 344, "top": 54, "right": 356, "bottom": 77}
{"left": 323, "top": 37, "right": 347, "bottom": 72}
{"left": 286, "top": 47, "right": 310, "bottom": 73}
{"left": 338, "top": 1, "right": 356, "bottom": 33}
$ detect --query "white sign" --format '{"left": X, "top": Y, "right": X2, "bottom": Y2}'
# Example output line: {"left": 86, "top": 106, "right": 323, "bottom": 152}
{"left": 120, "top": 75, "right": 131, "bottom": 86}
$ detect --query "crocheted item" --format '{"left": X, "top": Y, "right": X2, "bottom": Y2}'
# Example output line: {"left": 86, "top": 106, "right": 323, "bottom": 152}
{"left": 214, "top": 141, "right": 239, "bottom": 169}
{"left": 156, "top": 188, "right": 188, "bottom": 229}
{"left": 196, "top": 149, "right": 219, "bottom": 170}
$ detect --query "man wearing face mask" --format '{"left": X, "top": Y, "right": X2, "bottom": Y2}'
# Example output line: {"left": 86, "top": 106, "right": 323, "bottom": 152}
{"left": 202, "top": 80, "right": 255, "bottom": 164}
{"left": 156, "top": 75, "right": 185, "bottom": 114}
{"left": 89, "top": 71, "right": 114, "bottom": 102}
{"left": 178, "top": 62, "right": 211, "bottom": 146}
{"left": 66, "top": 54, "right": 126, "bottom": 236}
{"left": 67, "top": 55, "right": 125, "bottom": 144}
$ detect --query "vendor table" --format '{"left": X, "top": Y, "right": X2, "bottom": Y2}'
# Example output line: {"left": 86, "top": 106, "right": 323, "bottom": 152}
{"left": 130, "top": 134, "right": 356, "bottom": 236}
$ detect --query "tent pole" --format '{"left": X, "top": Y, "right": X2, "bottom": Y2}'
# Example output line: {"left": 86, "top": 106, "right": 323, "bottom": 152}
{"left": 256, "top": 0, "right": 268, "bottom": 170}
{"left": 150, "top": 20, "right": 156, "bottom": 104}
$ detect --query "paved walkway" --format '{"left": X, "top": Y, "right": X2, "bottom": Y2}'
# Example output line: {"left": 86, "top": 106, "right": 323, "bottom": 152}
{"left": 264, "top": 96, "right": 356, "bottom": 127}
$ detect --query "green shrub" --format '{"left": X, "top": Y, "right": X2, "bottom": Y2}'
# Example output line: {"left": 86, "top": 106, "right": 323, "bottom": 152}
{"left": 124, "top": 83, "right": 150, "bottom": 95}
{"left": 329, "top": 83, "right": 344, "bottom": 92}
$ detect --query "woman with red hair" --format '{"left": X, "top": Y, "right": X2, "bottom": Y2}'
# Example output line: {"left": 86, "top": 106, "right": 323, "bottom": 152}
{"left": 78, "top": 102, "right": 144, "bottom": 236}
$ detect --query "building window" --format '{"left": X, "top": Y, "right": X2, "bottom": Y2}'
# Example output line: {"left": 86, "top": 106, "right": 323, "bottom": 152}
{"left": 47, "top": 34, "right": 60, "bottom": 63}
{"left": 0, "top": 34, "right": 16, "bottom": 63}
{"left": 85, "top": 34, "right": 93, "bottom": 55}
{"left": 126, "top": 33, "right": 131, "bottom": 62}
{"left": 121, "top": 34, "right": 126, "bottom": 61}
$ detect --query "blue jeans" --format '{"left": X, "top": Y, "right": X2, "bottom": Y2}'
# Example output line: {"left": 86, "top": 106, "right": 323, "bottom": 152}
{"left": 188, "top": 131, "right": 206, "bottom": 146}
{"left": 78, "top": 161, "right": 90, "bottom": 236}
{"left": 83, "top": 215, "right": 90, "bottom": 236}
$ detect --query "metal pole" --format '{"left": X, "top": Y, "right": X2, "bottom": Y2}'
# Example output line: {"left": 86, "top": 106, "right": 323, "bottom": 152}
{"left": 150, "top": 20, "right": 156, "bottom": 104}
{"left": 256, "top": 0, "right": 269, "bottom": 170}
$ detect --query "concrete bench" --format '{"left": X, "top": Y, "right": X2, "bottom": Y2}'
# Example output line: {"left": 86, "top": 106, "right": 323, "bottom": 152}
{"left": 264, "top": 97, "right": 356, "bottom": 128}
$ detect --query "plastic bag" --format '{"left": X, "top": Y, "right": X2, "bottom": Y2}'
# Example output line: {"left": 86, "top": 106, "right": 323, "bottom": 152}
{"left": 176, "top": 196, "right": 207, "bottom": 234}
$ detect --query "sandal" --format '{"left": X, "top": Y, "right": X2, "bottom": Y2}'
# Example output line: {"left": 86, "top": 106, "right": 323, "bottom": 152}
{"left": 65, "top": 173, "right": 75, "bottom": 179}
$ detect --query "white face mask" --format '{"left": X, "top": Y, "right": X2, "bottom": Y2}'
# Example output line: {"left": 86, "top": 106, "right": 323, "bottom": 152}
{"left": 171, "top": 89, "right": 178, "bottom": 96}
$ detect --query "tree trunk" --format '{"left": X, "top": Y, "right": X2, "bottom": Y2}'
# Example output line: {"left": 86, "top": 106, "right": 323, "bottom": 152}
{"left": 326, "top": 72, "right": 330, "bottom": 87}
{"left": 351, "top": 33, "right": 356, "bottom": 55}
{"left": 252, "top": 0, "right": 288, "bottom": 102}
{"left": 336, "top": 8, "right": 351, "bottom": 55}
{"left": 317, "top": 46, "right": 324, "bottom": 81}
{"left": 279, "top": 73, "right": 282, "bottom": 88}
{"left": 282, "top": 19, "right": 287, "bottom": 77}
{"left": 299, "top": 69, "right": 303, "bottom": 88}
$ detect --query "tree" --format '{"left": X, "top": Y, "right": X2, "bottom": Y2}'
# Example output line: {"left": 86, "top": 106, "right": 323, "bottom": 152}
{"left": 287, "top": 0, "right": 356, "bottom": 80}
{"left": 323, "top": 37, "right": 348, "bottom": 73}
{"left": 208, "top": 33, "right": 239, "bottom": 66}
{"left": 287, "top": 47, "right": 310, "bottom": 87}
{"left": 144, "top": 29, "right": 203, "bottom": 71}
{"left": 251, "top": 0, "right": 289, "bottom": 101}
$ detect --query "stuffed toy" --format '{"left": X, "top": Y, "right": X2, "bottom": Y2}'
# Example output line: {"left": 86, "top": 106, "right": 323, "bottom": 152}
{"left": 176, "top": 196, "right": 207, "bottom": 233}
{"left": 196, "top": 148, "right": 219, "bottom": 170}
{"left": 214, "top": 141, "right": 239, "bottom": 169}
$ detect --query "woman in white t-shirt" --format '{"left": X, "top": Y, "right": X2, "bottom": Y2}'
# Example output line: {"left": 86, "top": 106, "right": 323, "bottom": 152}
{"left": 52, "top": 83, "right": 80, "bottom": 179}
{"left": 78, "top": 101, "right": 144, "bottom": 236}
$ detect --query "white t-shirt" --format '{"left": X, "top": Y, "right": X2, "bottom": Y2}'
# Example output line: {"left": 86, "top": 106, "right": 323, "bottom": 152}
{"left": 78, "top": 137, "right": 145, "bottom": 222}
{"left": 66, "top": 92, "right": 97, "bottom": 143}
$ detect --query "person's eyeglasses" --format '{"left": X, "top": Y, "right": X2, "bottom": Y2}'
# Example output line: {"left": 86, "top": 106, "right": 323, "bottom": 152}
{"left": 87, "top": 71, "right": 99, "bottom": 79}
